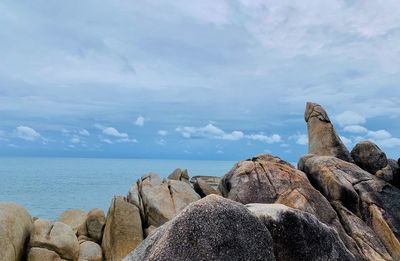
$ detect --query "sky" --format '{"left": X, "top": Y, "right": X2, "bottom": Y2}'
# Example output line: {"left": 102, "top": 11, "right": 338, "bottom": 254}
{"left": 1, "top": 0, "right": 400, "bottom": 162}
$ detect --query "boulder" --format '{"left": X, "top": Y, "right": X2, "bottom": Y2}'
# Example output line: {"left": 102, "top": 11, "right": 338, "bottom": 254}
{"left": 190, "top": 175, "right": 221, "bottom": 190}
{"left": 28, "top": 247, "right": 65, "bottom": 261}
{"left": 123, "top": 195, "right": 275, "bottom": 261}
{"left": 193, "top": 178, "right": 220, "bottom": 197}
{"left": 79, "top": 241, "right": 102, "bottom": 261}
{"left": 59, "top": 209, "right": 87, "bottom": 235}
{"left": 247, "top": 203, "right": 355, "bottom": 261}
{"left": 376, "top": 159, "right": 400, "bottom": 187}
{"left": 304, "top": 102, "right": 353, "bottom": 162}
{"left": 102, "top": 196, "right": 143, "bottom": 261}
{"left": 167, "top": 168, "right": 189, "bottom": 183}
{"left": 351, "top": 141, "right": 388, "bottom": 174}
{"left": 219, "top": 154, "right": 358, "bottom": 258}
{"left": 0, "top": 203, "right": 33, "bottom": 261}
{"left": 86, "top": 208, "right": 105, "bottom": 242}
{"left": 128, "top": 173, "right": 200, "bottom": 228}
{"left": 299, "top": 155, "right": 400, "bottom": 260}
{"left": 29, "top": 219, "right": 79, "bottom": 261}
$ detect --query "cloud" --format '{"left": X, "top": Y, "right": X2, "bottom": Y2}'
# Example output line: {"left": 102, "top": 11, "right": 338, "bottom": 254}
{"left": 15, "top": 126, "right": 41, "bottom": 141}
{"left": 157, "top": 130, "right": 168, "bottom": 136}
{"left": 367, "top": 129, "right": 391, "bottom": 140}
{"left": 339, "top": 135, "right": 352, "bottom": 147}
{"left": 102, "top": 139, "right": 113, "bottom": 144}
{"left": 135, "top": 116, "right": 145, "bottom": 127}
{"left": 289, "top": 133, "right": 308, "bottom": 145}
{"left": 69, "top": 136, "right": 80, "bottom": 144}
{"left": 343, "top": 125, "right": 368, "bottom": 134}
{"left": 335, "top": 111, "right": 366, "bottom": 127}
{"left": 176, "top": 123, "right": 281, "bottom": 143}
{"left": 79, "top": 129, "right": 90, "bottom": 136}
{"left": 116, "top": 138, "right": 138, "bottom": 143}
{"left": 102, "top": 127, "right": 129, "bottom": 138}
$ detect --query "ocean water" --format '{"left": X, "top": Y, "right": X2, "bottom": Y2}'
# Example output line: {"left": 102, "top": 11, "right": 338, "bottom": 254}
{"left": 0, "top": 157, "right": 235, "bottom": 220}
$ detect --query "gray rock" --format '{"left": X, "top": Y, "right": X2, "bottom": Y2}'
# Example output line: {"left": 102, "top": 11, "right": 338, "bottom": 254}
{"left": 58, "top": 209, "right": 87, "bottom": 235}
{"left": 304, "top": 102, "right": 353, "bottom": 162}
{"left": 247, "top": 203, "right": 356, "bottom": 261}
{"left": 193, "top": 178, "right": 220, "bottom": 197}
{"left": 190, "top": 176, "right": 221, "bottom": 191}
{"left": 351, "top": 141, "right": 388, "bottom": 174}
{"left": 167, "top": 168, "right": 189, "bottom": 183}
{"left": 79, "top": 241, "right": 102, "bottom": 261}
{"left": 86, "top": 208, "right": 105, "bottom": 242}
{"left": 28, "top": 247, "right": 65, "bottom": 261}
{"left": 0, "top": 203, "right": 33, "bottom": 261}
{"left": 123, "top": 195, "right": 275, "bottom": 261}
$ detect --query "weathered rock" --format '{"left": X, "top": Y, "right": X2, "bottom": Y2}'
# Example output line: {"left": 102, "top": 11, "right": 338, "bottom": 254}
{"left": 299, "top": 155, "right": 400, "bottom": 260}
{"left": 304, "top": 102, "right": 353, "bottom": 162}
{"left": 28, "top": 247, "right": 65, "bottom": 261}
{"left": 128, "top": 173, "right": 200, "bottom": 228}
{"left": 219, "top": 154, "right": 359, "bottom": 258}
{"left": 0, "top": 203, "right": 33, "bottom": 261}
{"left": 144, "top": 225, "right": 156, "bottom": 238}
{"left": 351, "top": 141, "right": 388, "bottom": 174}
{"left": 167, "top": 168, "right": 189, "bottom": 183}
{"left": 247, "top": 203, "right": 355, "bottom": 261}
{"left": 29, "top": 219, "right": 79, "bottom": 261}
{"left": 190, "top": 175, "right": 221, "bottom": 190}
{"left": 86, "top": 208, "right": 105, "bottom": 242}
{"left": 59, "top": 209, "right": 87, "bottom": 235}
{"left": 102, "top": 196, "right": 143, "bottom": 261}
{"left": 123, "top": 195, "right": 275, "bottom": 261}
{"left": 376, "top": 159, "right": 400, "bottom": 187}
{"left": 193, "top": 178, "right": 220, "bottom": 197}
{"left": 79, "top": 241, "right": 102, "bottom": 261}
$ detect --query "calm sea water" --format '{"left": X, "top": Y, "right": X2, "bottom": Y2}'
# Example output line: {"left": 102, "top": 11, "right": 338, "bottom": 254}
{"left": 0, "top": 157, "right": 235, "bottom": 220}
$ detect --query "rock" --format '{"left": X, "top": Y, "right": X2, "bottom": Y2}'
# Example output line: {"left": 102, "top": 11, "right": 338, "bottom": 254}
{"left": 351, "top": 141, "right": 388, "bottom": 174}
{"left": 167, "top": 168, "right": 189, "bottom": 183}
{"left": 128, "top": 173, "right": 200, "bottom": 228}
{"left": 376, "top": 159, "right": 400, "bottom": 187}
{"left": 190, "top": 175, "right": 221, "bottom": 190}
{"left": 123, "top": 195, "right": 275, "bottom": 261}
{"left": 86, "top": 208, "right": 105, "bottom": 242}
{"left": 193, "top": 178, "right": 220, "bottom": 197}
{"left": 0, "top": 203, "right": 33, "bottom": 261}
{"left": 79, "top": 241, "right": 102, "bottom": 261}
{"left": 247, "top": 203, "right": 356, "bottom": 261}
{"left": 144, "top": 225, "right": 156, "bottom": 238}
{"left": 28, "top": 247, "right": 65, "bottom": 261}
{"left": 29, "top": 219, "right": 79, "bottom": 261}
{"left": 299, "top": 155, "right": 400, "bottom": 260}
{"left": 77, "top": 235, "right": 95, "bottom": 244}
{"left": 59, "top": 209, "right": 87, "bottom": 235}
{"left": 102, "top": 196, "right": 143, "bottom": 261}
{"left": 304, "top": 102, "right": 353, "bottom": 162}
{"left": 219, "top": 154, "right": 359, "bottom": 258}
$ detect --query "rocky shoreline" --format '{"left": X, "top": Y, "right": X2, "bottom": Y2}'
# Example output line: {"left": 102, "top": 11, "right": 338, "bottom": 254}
{"left": 1, "top": 102, "right": 400, "bottom": 261}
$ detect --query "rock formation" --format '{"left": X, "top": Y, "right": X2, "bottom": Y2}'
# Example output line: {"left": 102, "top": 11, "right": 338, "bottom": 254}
{"left": 167, "top": 168, "right": 189, "bottom": 183}
{"left": 304, "top": 102, "right": 353, "bottom": 162}
{"left": 59, "top": 209, "right": 87, "bottom": 235}
{"left": 86, "top": 208, "right": 106, "bottom": 243}
{"left": 78, "top": 241, "right": 102, "bottom": 261}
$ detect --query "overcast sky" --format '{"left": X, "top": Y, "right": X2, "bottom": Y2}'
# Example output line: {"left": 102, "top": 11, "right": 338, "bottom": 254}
{"left": 1, "top": 0, "right": 400, "bottom": 161}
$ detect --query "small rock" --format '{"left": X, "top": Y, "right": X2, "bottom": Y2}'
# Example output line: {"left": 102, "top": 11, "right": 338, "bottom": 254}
{"left": 351, "top": 141, "right": 388, "bottom": 174}
{"left": 167, "top": 168, "right": 189, "bottom": 183}
{"left": 193, "top": 178, "right": 220, "bottom": 197}
{"left": 58, "top": 209, "right": 87, "bottom": 235}
{"left": 28, "top": 247, "right": 64, "bottom": 261}
{"left": 86, "top": 208, "right": 106, "bottom": 242}
{"left": 79, "top": 241, "right": 102, "bottom": 261}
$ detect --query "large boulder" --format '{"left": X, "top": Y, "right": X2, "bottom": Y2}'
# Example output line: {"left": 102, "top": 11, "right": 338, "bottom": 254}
{"left": 304, "top": 102, "right": 353, "bottom": 162}
{"left": 351, "top": 141, "right": 388, "bottom": 174}
{"left": 299, "top": 155, "right": 400, "bottom": 260}
{"left": 123, "top": 195, "right": 275, "bottom": 261}
{"left": 247, "top": 203, "right": 355, "bottom": 261}
{"left": 376, "top": 159, "right": 400, "bottom": 187}
{"left": 79, "top": 241, "right": 102, "bottom": 261}
{"left": 127, "top": 173, "right": 200, "bottom": 228}
{"left": 29, "top": 219, "right": 79, "bottom": 261}
{"left": 28, "top": 247, "right": 65, "bottom": 261}
{"left": 86, "top": 208, "right": 105, "bottom": 242}
{"left": 59, "top": 209, "right": 87, "bottom": 235}
{"left": 190, "top": 175, "right": 221, "bottom": 191}
{"left": 193, "top": 178, "right": 220, "bottom": 198}
{"left": 219, "top": 154, "right": 358, "bottom": 258}
{"left": 101, "top": 196, "right": 143, "bottom": 261}
{"left": 0, "top": 203, "right": 33, "bottom": 261}
{"left": 167, "top": 168, "right": 189, "bottom": 183}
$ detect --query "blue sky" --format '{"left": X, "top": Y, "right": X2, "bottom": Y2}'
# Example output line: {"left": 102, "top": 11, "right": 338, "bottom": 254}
{"left": 1, "top": 0, "right": 400, "bottom": 162}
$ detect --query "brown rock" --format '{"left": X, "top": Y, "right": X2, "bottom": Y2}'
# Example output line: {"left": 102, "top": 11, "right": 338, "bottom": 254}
{"left": 101, "top": 196, "right": 143, "bottom": 261}
{"left": 0, "top": 203, "right": 33, "bottom": 261}
{"left": 59, "top": 209, "right": 87, "bottom": 235}
{"left": 79, "top": 241, "right": 102, "bottom": 261}
{"left": 304, "top": 102, "right": 353, "bottom": 162}
{"left": 190, "top": 175, "right": 221, "bottom": 190}
{"left": 193, "top": 178, "right": 220, "bottom": 197}
{"left": 28, "top": 247, "right": 65, "bottom": 261}
{"left": 299, "top": 155, "right": 400, "bottom": 260}
{"left": 351, "top": 141, "right": 388, "bottom": 174}
{"left": 86, "top": 208, "right": 105, "bottom": 242}
{"left": 29, "top": 219, "right": 80, "bottom": 261}
{"left": 167, "top": 168, "right": 189, "bottom": 183}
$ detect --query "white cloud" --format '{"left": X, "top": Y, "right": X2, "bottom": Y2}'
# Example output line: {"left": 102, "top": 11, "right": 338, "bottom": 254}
{"left": 102, "top": 139, "right": 113, "bottom": 144}
{"left": 116, "top": 138, "right": 138, "bottom": 143}
{"left": 289, "top": 133, "right": 308, "bottom": 145}
{"left": 79, "top": 129, "right": 90, "bottom": 136}
{"left": 343, "top": 125, "right": 368, "bottom": 134}
{"left": 156, "top": 138, "right": 166, "bottom": 145}
{"left": 102, "top": 127, "right": 128, "bottom": 138}
{"left": 135, "top": 116, "right": 145, "bottom": 127}
{"left": 15, "top": 126, "right": 41, "bottom": 141}
{"left": 70, "top": 136, "right": 80, "bottom": 144}
{"left": 157, "top": 130, "right": 168, "bottom": 136}
{"left": 335, "top": 111, "right": 366, "bottom": 127}
{"left": 176, "top": 123, "right": 280, "bottom": 143}
{"left": 376, "top": 138, "right": 400, "bottom": 148}
{"left": 339, "top": 136, "right": 352, "bottom": 147}
{"left": 367, "top": 129, "right": 391, "bottom": 140}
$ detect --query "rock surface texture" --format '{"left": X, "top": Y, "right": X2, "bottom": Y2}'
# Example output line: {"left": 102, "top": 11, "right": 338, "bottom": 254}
{"left": 299, "top": 155, "right": 400, "bottom": 260}
{"left": 304, "top": 102, "right": 353, "bottom": 162}
{"left": 0, "top": 203, "right": 32, "bottom": 261}
{"left": 102, "top": 196, "right": 143, "bottom": 261}
{"left": 86, "top": 208, "right": 105, "bottom": 242}
{"left": 247, "top": 203, "right": 355, "bottom": 261}
{"left": 59, "top": 209, "right": 87, "bottom": 235}
{"left": 79, "top": 241, "right": 102, "bottom": 261}
{"left": 123, "top": 195, "right": 275, "bottom": 261}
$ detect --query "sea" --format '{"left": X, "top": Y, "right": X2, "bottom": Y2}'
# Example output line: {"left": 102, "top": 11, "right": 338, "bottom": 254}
{"left": 0, "top": 157, "right": 235, "bottom": 220}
